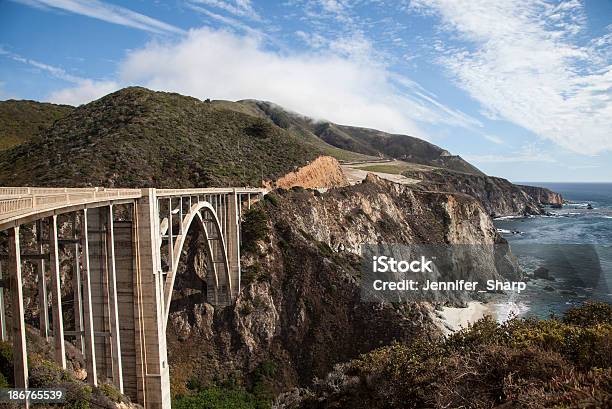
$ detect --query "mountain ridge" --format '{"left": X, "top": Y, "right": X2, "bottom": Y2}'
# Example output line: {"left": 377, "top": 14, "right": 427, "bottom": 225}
{"left": 0, "top": 87, "right": 561, "bottom": 214}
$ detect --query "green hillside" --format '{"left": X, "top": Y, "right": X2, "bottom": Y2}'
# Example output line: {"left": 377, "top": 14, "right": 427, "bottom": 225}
{"left": 0, "top": 87, "right": 322, "bottom": 187}
{"left": 216, "top": 99, "right": 376, "bottom": 162}
{"left": 0, "top": 99, "right": 73, "bottom": 150}
{"left": 0, "top": 87, "right": 486, "bottom": 188}
{"left": 237, "top": 100, "right": 483, "bottom": 175}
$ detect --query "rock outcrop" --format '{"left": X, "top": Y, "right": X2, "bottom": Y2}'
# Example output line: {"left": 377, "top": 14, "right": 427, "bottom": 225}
{"left": 403, "top": 168, "right": 543, "bottom": 216}
{"left": 271, "top": 156, "right": 349, "bottom": 190}
{"left": 518, "top": 184, "right": 564, "bottom": 206}
{"left": 166, "top": 174, "right": 518, "bottom": 395}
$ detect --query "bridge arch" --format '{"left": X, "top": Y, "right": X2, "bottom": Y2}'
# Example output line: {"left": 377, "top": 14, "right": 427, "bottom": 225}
{"left": 0, "top": 186, "right": 265, "bottom": 408}
{"left": 162, "top": 201, "right": 231, "bottom": 328}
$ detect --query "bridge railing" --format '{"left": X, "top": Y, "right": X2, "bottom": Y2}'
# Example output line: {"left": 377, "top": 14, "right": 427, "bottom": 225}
{"left": 156, "top": 187, "right": 265, "bottom": 197}
{"left": 0, "top": 187, "right": 142, "bottom": 229}
{"left": 0, "top": 186, "right": 267, "bottom": 230}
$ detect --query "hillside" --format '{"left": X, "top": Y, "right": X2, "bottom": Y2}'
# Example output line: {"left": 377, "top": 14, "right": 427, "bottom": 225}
{"left": 0, "top": 99, "right": 73, "bottom": 150}
{"left": 0, "top": 87, "right": 561, "bottom": 215}
{"left": 0, "top": 88, "right": 325, "bottom": 187}
{"left": 213, "top": 99, "right": 376, "bottom": 162}
{"left": 230, "top": 100, "right": 483, "bottom": 175}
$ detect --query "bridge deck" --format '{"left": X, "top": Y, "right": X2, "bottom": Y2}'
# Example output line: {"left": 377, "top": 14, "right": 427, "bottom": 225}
{"left": 0, "top": 186, "right": 265, "bottom": 230}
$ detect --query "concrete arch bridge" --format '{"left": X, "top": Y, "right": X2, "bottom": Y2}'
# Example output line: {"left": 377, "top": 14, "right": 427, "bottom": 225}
{"left": 0, "top": 186, "right": 265, "bottom": 408}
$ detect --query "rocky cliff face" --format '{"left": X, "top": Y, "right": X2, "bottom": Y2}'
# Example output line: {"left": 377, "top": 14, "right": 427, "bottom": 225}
{"left": 518, "top": 184, "right": 564, "bottom": 206}
{"left": 403, "top": 168, "right": 543, "bottom": 216}
{"left": 166, "top": 175, "right": 518, "bottom": 395}
{"left": 270, "top": 156, "right": 348, "bottom": 190}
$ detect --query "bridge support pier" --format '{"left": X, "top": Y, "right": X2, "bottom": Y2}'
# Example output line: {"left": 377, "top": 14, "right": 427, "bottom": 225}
{"left": 72, "top": 213, "right": 85, "bottom": 355}
{"left": 36, "top": 219, "right": 49, "bottom": 340}
{"left": 227, "top": 190, "right": 241, "bottom": 299}
{"left": 7, "top": 227, "right": 28, "bottom": 384}
{"left": 105, "top": 206, "right": 124, "bottom": 393}
{"left": 0, "top": 260, "right": 6, "bottom": 342}
{"left": 133, "top": 189, "right": 171, "bottom": 409}
{"left": 80, "top": 209, "right": 98, "bottom": 387}
{"left": 49, "top": 215, "right": 67, "bottom": 369}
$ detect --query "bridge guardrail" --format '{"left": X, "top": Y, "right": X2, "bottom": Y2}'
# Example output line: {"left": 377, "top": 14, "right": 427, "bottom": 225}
{"left": 156, "top": 187, "right": 266, "bottom": 197}
{"left": 0, "top": 187, "right": 142, "bottom": 228}
{"left": 0, "top": 186, "right": 266, "bottom": 229}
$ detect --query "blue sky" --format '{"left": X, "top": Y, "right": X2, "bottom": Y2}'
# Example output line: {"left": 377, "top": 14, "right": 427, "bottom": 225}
{"left": 0, "top": 0, "right": 610, "bottom": 182}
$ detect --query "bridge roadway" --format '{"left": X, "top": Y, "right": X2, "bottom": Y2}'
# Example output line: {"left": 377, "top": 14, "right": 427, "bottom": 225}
{"left": 0, "top": 186, "right": 265, "bottom": 408}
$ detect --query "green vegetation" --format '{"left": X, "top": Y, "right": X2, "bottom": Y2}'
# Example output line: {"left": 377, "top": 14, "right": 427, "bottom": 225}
{"left": 0, "top": 87, "right": 323, "bottom": 187}
{"left": 174, "top": 386, "right": 263, "bottom": 409}
{"left": 287, "top": 302, "right": 612, "bottom": 408}
{"left": 0, "top": 87, "right": 485, "bottom": 187}
{"left": 173, "top": 362, "right": 278, "bottom": 409}
{"left": 0, "top": 339, "right": 138, "bottom": 409}
{"left": 241, "top": 207, "right": 270, "bottom": 254}
{"left": 0, "top": 99, "right": 73, "bottom": 150}
{"left": 233, "top": 100, "right": 376, "bottom": 162}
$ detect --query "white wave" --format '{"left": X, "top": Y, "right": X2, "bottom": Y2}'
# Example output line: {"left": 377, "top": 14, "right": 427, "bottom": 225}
{"left": 494, "top": 215, "right": 525, "bottom": 220}
{"left": 490, "top": 301, "right": 530, "bottom": 322}
{"left": 496, "top": 228, "right": 522, "bottom": 235}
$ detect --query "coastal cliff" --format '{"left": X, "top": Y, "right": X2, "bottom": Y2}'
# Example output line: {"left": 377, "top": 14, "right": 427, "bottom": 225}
{"left": 166, "top": 174, "right": 518, "bottom": 395}
{"left": 518, "top": 184, "right": 564, "bottom": 206}
{"left": 403, "top": 168, "right": 545, "bottom": 216}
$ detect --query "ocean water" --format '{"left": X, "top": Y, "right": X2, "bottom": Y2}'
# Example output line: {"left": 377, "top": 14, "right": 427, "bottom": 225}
{"left": 492, "top": 183, "right": 612, "bottom": 320}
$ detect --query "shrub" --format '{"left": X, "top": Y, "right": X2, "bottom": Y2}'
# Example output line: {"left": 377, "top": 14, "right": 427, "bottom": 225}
{"left": 245, "top": 120, "right": 273, "bottom": 139}
{"left": 563, "top": 302, "right": 612, "bottom": 326}
{"left": 173, "top": 386, "right": 260, "bottom": 409}
{"left": 98, "top": 382, "right": 123, "bottom": 403}
{"left": 264, "top": 194, "right": 279, "bottom": 207}
{"left": 242, "top": 208, "right": 269, "bottom": 253}
{"left": 303, "top": 303, "right": 612, "bottom": 409}
{"left": 0, "top": 341, "right": 13, "bottom": 385}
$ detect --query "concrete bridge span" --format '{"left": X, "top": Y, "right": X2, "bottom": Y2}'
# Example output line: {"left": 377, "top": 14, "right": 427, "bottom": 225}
{"left": 0, "top": 186, "right": 265, "bottom": 408}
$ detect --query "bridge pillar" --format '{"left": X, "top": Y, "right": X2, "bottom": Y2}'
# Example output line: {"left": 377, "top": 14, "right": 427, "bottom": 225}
{"left": 87, "top": 208, "right": 113, "bottom": 381}
{"left": 80, "top": 209, "right": 98, "bottom": 387}
{"left": 49, "top": 215, "right": 67, "bottom": 369}
{"left": 8, "top": 227, "right": 28, "bottom": 390}
{"left": 133, "top": 189, "right": 171, "bottom": 409}
{"left": 114, "top": 220, "right": 138, "bottom": 401}
{"left": 36, "top": 219, "right": 49, "bottom": 340}
{"left": 226, "top": 190, "right": 241, "bottom": 300}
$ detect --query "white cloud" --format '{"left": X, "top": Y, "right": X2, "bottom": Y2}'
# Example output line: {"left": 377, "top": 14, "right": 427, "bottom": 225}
{"left": 48, "top": 79, "right": 119, "bottom": 105}
{"left": 1, "top": 48, "right": 118, "bottom": 105}
{"left": 11, "top": 0, "right": 184, "bottom": 34}
{"left": 482, "top": 134, "right": 504, "bottom": 145}
{"left": 411, "top": 0, "right": 612, "bottom": 155}
{"left": 189, "top": 0, "right": 260, "bottom": 20}
{"left": 4, "top": 52, "right": 84, "bottom": 83}
{"left": 51, "top": 27, "right": 483, "bottom": 136}
{"left": 295, "top": 31, "right": 328, "bottom": 49}
{"left": 465, "top": 145, "right": 557, "bottom": 164}
{"left": 188, "top": 4, "right": 265, "bottom": 39}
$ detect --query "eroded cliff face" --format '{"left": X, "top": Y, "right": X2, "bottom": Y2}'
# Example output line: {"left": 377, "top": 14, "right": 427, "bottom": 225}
{"left": 518, "top": 184, "right": 564, "bottom": 206}
{"left": 279, "top": 173, "right": 502, "bottom": 252}
{"left": 268, "top": 155, "right": 349, "bottom": 190}
{"left": 403, "top": 168, "right": 543, "bottom": 216}
{"left": 166, "top": 174, "right": 517, "bottom": 396}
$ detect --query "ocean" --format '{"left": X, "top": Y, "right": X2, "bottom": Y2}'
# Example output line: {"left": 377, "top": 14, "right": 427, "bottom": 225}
{"left": 492, "top": 183, "right": 612, "bottom": 320}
